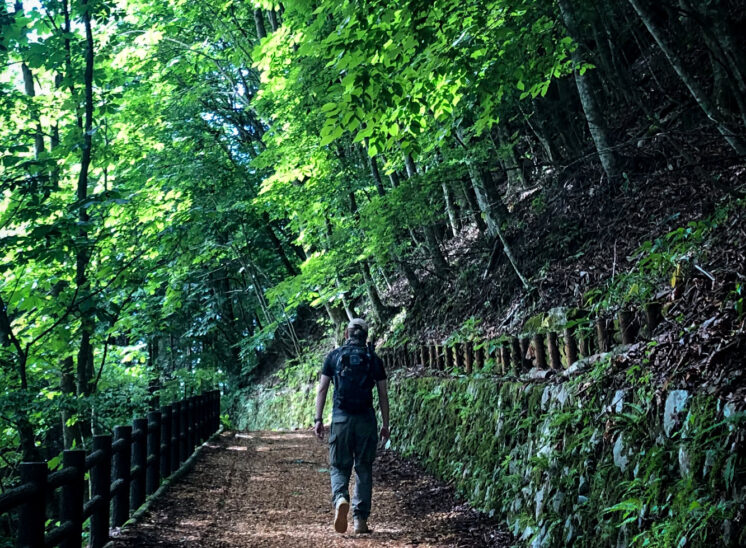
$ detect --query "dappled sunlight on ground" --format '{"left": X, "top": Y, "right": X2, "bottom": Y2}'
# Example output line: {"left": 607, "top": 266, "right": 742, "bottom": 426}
{"left": 108, "top": 430, "right": 512, "bottom": 547}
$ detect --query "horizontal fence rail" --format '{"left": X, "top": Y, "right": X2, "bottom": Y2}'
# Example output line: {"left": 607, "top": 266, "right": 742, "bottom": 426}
{"left": 0, "top": 390, "right": 220, "bottom": 548}
{"left": 378, "top": 304, "right": 665, "bottom": 376}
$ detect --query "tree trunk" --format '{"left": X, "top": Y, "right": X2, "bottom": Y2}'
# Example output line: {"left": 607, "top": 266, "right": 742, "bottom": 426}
{"left": 360, "top": 261, "right": 387, "bottom": 322}
{"left": 496, "top": 125, "right": 525, "bottom": 189}
{"left": 267, "top": 9, "right": 279, "bottom": 31}
{"left": 261, "top": 214, "right": 298, "bottom": 276}
{"left": 557, "top": 0, "right": 621, "bottom": 180}
{"left": 459, "top": 181, "right": 488, "bottom": 232}
{"left": 254, "top": 9, "right": 267, "bottom": 40}
{"left": 61, "top": 357, "right": 82, "bottom": 449}
{"left": 403, "top": 153, "right": 417, "bottom": 178}
{"left": 369, "top": 154, "right": 386, "bottom": 197}
{"left": 21, "top": 63, "right": 45, "bottom": 158}
{"left": 75, "top": 0, "right": 95, "bottom": 436}
{"left": 402, "top": 155, "right": 449, "bottom": 270}
{"left": 627, "top": 0, "right": 746, "bottom": 155}
{"left": 442, "top": 182, "right": 459, "bottom": 237}
{"left": 466, "top": 161, "right": 530, "bottom": 289}
{"left": 466, "top": 161, "right": 502, "bottom": 236}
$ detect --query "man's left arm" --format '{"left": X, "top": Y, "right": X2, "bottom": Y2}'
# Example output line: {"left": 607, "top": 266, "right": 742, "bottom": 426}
{"left": 314, "top": 374, "right": 331, "bottom": 439}
{"left": 376, "top": 379, "right": 390, "bottom": 442}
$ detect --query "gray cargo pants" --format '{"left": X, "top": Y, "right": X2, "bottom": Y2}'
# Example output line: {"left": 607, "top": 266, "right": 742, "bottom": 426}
{"left": 328, "top": 412, "right": 378, "bottom": 519}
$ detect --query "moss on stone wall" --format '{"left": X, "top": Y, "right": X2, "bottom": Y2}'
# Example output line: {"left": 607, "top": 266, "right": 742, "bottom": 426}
{"left": 389, "top": 366, "right": 744, "bottom": 547}
{"left": 230, "top": 382, "right": 324, "bottom": 431}
{"left": 232, "top": 358, "right": 745, "bottom": 546}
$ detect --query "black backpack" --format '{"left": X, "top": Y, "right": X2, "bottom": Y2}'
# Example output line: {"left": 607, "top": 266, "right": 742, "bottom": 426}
{"left": 332, "top": 344, "right": 376, "bottom": 413}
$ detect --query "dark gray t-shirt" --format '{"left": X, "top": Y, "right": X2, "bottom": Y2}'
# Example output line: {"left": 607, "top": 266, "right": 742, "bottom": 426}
{"left": 321, "top": 340, "right": 387, "bottom": 418}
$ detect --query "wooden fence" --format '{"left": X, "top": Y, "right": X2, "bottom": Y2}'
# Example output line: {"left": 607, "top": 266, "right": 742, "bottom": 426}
{"left": 0, "top": 390, "right": 221, "bottom": 548}
{"left": 378, "top": 304, "right": 663, "bottom": 375}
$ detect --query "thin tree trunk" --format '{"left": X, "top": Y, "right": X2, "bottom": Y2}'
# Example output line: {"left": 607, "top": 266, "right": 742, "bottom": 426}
{"left": 459, "top": 180, "right": 488, "bottom": 232}
{"left": 442, "top": 182, "right": 459, "bottom": 237}
{"left": 557, "top": 0, "right": 621, "bottom": 180}
{"left": 466, "top": 161, "right": 530, "bottom": 289}
{"left": 402, "top": 155, "right": 449, "bottom": 270}
{"left": 627, "top": 0, "right": 746, "bottom": 155}
{"left": 74, "top": 0, "right": 95, "bottom": 442}
{"left": 403, "top": 153, "right": 417, "bottom": 178}
{"left": 360, "top": 261, "right": 387, "bottom": 322}
{"left": 61, "top": 357, "right": 80, "bottom": 449}
{"left": 369, "top": 153, "right": 386, "bottom": 197}
{"left": 0, "top": 295, "right": 39, "bottom": 460}
{"left": 497, "top": 125, "right": 525, "bottom": 189}
{"left": 267, "top": 9, "right": 279, "bottom": 31}
{"left": 261, "top": 214, "right": 298, "bottom": 276}
{"left": 254, "top": 9, "right": 267, "bottom": 39}
{"left": 520, "top": 101, "right": 557, "bottom": 165}
{"left": 21, "top": 63, "right": 45, "bottom": 157}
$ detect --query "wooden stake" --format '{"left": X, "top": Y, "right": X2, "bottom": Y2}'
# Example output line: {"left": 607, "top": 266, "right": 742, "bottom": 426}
{"left": 596, "top": 318, "right": 610, "bottom": 352}
{"left": 533, "top": 334, "right": 547, "bottom": 369}
{"left": 645, "top": 302, "right": 663, "bottom": 333}
{"left": 511, "top": 337, "right": 523, "bottom": 372}
{"left": 520, "top": 338, "right": 530, "bottom": 370}
{"left": 500, "top": 344, "right": 511, "bottom": 375}
{"left": 564, "top": 328, "right": 578, "bottom": 366}
{"left": 474, "top": 344, "right": 484, "bottom": 371}
{"left": 548, "top": 332, "right": 562, "bottom": 370}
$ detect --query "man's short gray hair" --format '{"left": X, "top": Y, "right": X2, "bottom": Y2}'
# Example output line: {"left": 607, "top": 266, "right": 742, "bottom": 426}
{"left": 347, "top": 318, "right": 368, "bottom": 333}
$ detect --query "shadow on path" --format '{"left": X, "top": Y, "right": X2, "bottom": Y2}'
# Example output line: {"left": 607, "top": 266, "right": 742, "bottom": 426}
{"left": 109, "top": 430, "right": 513, "bottom": 547}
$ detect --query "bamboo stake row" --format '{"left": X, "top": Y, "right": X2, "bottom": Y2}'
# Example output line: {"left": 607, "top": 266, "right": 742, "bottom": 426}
{"left": 379, "top": 304, "right": 663, "bottom": 375}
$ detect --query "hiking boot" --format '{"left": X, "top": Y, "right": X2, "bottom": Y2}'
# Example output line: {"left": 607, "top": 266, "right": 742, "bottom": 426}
{"left": 354, "top": 517, "right": 370, "bottom": 534}
{"left": 334, "top": 498, "right": 349, "bottom": 533}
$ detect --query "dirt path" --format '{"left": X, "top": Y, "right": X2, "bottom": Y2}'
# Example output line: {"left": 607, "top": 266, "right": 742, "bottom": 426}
{"left": 109, "top": 430, "right": 512, "bottom": 547}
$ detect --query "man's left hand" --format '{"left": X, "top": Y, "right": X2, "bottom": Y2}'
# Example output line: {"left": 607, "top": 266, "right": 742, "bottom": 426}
{"left": 380, "top": 426, "right": 390, "bottom": 442}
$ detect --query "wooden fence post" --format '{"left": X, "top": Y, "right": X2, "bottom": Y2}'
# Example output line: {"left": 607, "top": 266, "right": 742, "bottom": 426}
{"left": 146, "top": 411, "right": 161, "bottom": 495}
{"left": 60, "top": 450, "right": 85, "bottom": 548}
{"left": 160, "top": 405, "right": 172, "bottom": 480}
{"left": 212, "top": 391, "right": 220, "bottom": 433}
{"left": 171, "top": 402, "right": 181, "bottom": 472}
{"left": 112, "top": 425, "right": 131, "bottom": 527}
{"left": 203, "top": 393, "right": 210, "bottom": 440}
{"left": 131, "top": 417, "right": 148, "bottom": 511}
{"left": 18, "top": 462, "right": 46, "bottom": 548}
{"left": 197, "top": 395, "right": 205, "bottom": 444}
{"left": 179, "top": 399, "right": 188, "bottom": 464}
{"left": 90, "top": 435, "right": 112, "bottom": 548}
{"left": 464, "top": 343, "right": 473, "bottom": 374}
{"left": 187, "top": 397, "right": 196, "bottom": 453}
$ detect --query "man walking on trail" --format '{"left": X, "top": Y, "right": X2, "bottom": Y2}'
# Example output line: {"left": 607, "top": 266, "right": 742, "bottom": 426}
{"left": 313, "top": 317, "right": 390, "bottom": 535}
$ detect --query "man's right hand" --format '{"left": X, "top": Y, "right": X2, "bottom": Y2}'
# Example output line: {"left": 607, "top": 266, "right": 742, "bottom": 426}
{"left": 313, "top": 421, "right": 325, "bottom": 440}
